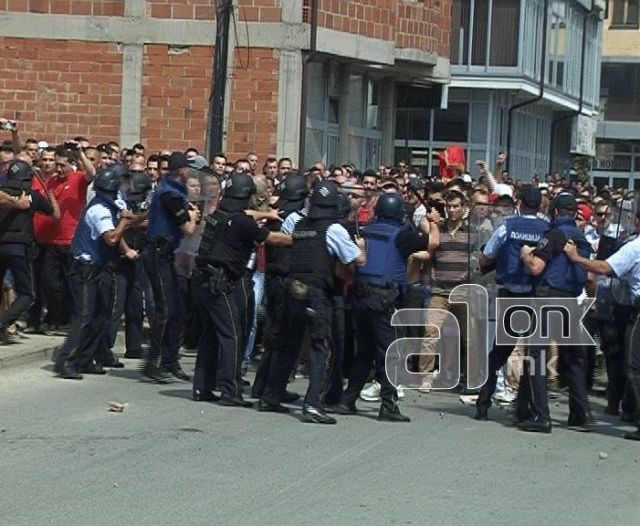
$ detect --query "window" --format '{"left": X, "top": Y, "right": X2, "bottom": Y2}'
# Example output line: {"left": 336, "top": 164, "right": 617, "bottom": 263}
{"left": 433, "top": 103, "right": 469, "bottom": 142}
{"left": 450, "top": 0, "right": 520, "bottom": 68}
{"left": 612, "top": 0, "right": 640, "bottom": 28}
{"left": 601, "top": 63, "right": 640, "bottom": 121}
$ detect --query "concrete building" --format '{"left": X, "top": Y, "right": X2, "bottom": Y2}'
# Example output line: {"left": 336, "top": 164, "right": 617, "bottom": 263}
{"left": 0, "top": 1, "right": 451, "bottom": 168}
{"left": 395, "top": 0, "right": 605, "bottom": 182}
{"left": 594, "top": 0, "right": 640, "bottom": 189}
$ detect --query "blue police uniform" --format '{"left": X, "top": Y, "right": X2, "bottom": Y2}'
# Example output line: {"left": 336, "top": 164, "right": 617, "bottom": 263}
{"left": 476, "top": 214, "right": 548, "bottom": 418}
{"left": 606, "top": 236, "right": 640, "bottom": 435}
{"left": 517, "top": 215, "right": 593, "bottom": 431}
{"left": 55, "top": 196, "right": 122, "bottom": 377}
{"left": 338, "top": 218, "right": 414, "bottom": 417}
{"left": 142, "top": 175, "right": 191, "bottom": 381}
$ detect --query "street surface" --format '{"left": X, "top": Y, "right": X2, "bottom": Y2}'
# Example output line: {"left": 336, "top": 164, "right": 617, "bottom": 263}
{"left": 1, "top": 357, "right": 639, "bottom": 526}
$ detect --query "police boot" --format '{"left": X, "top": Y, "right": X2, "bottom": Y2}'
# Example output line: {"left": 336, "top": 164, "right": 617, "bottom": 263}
{"left": 624, "top": 428, "right": 640, "bottom": 441}
{"left": 378, "top": 405, "right": 410, "bottom": 423}
{"left": 301, "top": 405, "right": 337, "bottom": 425}
{"left": 140, "top": 363, "right": 173, "bottom": 383}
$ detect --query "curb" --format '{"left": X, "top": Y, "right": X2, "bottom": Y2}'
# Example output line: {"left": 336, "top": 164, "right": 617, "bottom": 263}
{"left": 0, "top": 345, "right": 59, "bottom": 370}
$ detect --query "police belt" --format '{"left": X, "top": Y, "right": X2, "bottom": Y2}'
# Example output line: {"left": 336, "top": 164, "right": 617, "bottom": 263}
{"left": 354, "top": 280, "right": 401, "bottom": 295}
{"left": 146, "top": 237, "right": 173, "bottom": 257}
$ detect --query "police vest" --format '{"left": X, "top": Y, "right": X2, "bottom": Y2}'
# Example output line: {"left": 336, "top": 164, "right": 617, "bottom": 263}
{"left": 71, "top": 196, "right": 119, "bottom": 267}
{"left": 147, "top": 177, "right": 187, "bottom": 250}
{"left": 265, "top": 208, "right": 299, "bottom": 277}
{"left": 541, "top": 217, "right": 591, "bottom": 295}
{"left": 356, "top": 219, "right": 407, "bottom": 291}
{"left": 495, "top": 216, "right": 548, "bottom": 289}
{"left": 196, "top": 209, "right": 251, "bottom": 280}
{"left": 0, "top": 178, "right": 35, "bottom": 245}
{"left": 288, "top": 218, "right": 336, "bottom": 292}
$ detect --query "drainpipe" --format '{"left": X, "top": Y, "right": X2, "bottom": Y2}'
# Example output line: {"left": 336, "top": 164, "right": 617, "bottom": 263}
{"left": 548, "top": 11, "right": 589, "bottom": 175}
{"left": 506, "top": 0, "right": 549, "bottom": 173}
{"left": 297, "top": 0, "right": 319, "bottom": 169}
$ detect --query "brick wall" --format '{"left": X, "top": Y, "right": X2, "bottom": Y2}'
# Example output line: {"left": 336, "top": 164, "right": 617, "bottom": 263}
{"left": 141, "top": 44, "right": 213, "bottom": 152}
{"left": 0, "top": 38, "right": 122, "bottom": 144}
{"left": 226, "top": 48, "right": 279, "bottom": 161}
{"left": 308, "top": 0, "right": 451, "bottom": 57}
{"left": 3, "top": 0, "right": 124, "bottom": 16}
{"left": 147, "top": 0, "right": 215, "bottom": 20}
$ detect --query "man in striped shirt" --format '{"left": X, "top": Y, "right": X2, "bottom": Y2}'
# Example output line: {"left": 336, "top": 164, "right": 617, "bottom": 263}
{"left": 418, "top": 190, "right": 470, "bottom": 393}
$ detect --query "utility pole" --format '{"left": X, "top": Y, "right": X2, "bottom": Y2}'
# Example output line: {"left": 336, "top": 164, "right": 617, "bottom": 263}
{"left": 207, "top": 0, "right": 233, "bottom": 159}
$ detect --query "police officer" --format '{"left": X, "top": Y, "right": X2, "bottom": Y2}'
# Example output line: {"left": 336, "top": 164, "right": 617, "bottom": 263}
{"left": 0, "top": 160, "right": 58, "bottom": 343}
{"left": 142, "top": 152, "right": 200, "bottom": 383}
{"left": 519, "top": 193, "right": 592, "bottom": 432}
{"left": 193, "top": 173, "right": 291, "bottom": 406}
{"left": 475, "top": 185, "right": 548, "bottom": 420}
{"left": 334, "top": 192, "right": 437, "bottom": 422}
{"left": 252, "top": 174, "right": 308, "bottom": 404}
{"left": 278, "top": 180, "right": 364, "bottom": 424}
{"left": 54, "top": 165, "right": 135, "bottom": 378}
{"left": 102, "top": 171, "right": 152, "bottom": 364}
{"left": 564, "top": 209, "right": 640, "bottom": 441}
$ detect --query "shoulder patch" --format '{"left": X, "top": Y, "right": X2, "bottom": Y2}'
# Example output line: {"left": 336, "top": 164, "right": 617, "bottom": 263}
{"left": 536, "top": 238, "right": 549, "bottom": 251}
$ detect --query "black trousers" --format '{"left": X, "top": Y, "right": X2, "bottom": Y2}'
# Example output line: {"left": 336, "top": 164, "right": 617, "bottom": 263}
{"left": 597, "top": 306, "right": 633, "bottom": 411}
{"left": 41, "top": 244, "right": 73, "bottom": 326}
{"left": 625, "top": 307, "right": 640, "bottom": 426}
{"left": 142, "top": 247, "right": 183, "bottom": 368}
{"left": 26, "top": 244, "right": 45, "bottom": 328}
{"left": 193, "top": 276, "right": 250, "bottom": 397}
{"left": 254, "top": 275, "right": 289, "bottom": 402}
{"left": 516, "top": 289, "right": 591, "bottom": 425}
{"left": 56, "top": 261, "right": 112, "bottom": 371}
{"left": 0, "top": 244, "right": 34, "bottom": 329}
{"left": 325, "top": 294, "right": 345, "bottom": 406}
{"left": 477, "top": 289, "right": 529, "bottom": 412}
{"left": 106, "top": 260, "right": 146, "bottom": 357}
{"left": 341, "top": 290, "right": 401, "bottom": 412}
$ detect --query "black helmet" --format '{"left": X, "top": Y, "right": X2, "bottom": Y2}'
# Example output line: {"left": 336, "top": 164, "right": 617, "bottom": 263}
{"left": 277, "top": 175, "right": 308, "bottom": 203}
{"left": 128, "top": 171, "right": 151, "bottom": 201}
{"left": 94, "top": 165, "right": 125, "bottom": 193}
{"left": 8, "top": 160, "right": 33, "bottom": 182}
{"left": 309, "top": 180, "right": 340, "bottom": 208}
{"left": 224, "top": 173, "right": 256, "bottom": 200}
{"left": 375, "top": 192, "right": 404, "bottom": 221}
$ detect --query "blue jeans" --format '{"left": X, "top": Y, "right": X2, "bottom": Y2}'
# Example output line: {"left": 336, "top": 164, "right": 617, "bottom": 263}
{"left": 243, "top": 270, "right": 265, "bottom": 366}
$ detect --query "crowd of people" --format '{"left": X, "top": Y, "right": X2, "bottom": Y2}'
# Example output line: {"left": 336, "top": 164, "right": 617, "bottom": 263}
{"left": 0, "top": 119, "right": 639, "bottom": 440}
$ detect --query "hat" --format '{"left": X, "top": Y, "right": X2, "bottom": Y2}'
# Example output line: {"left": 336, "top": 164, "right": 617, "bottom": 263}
{"left": 168, "top": 152, "right": 190, "bottom": 171}
{"left": 518, "top": 185, "right": 542, "bottom": 209}
{"left": 379, "top": 178, "right": 399, "bottom": 191}
{"left": 188, "top": 155, "right": 208, "bottom": 170}
{"left": 408, "top": 178, "right": 425, "bottom": 192}
{"left": 493, "top": 183, "right": 513, "bottom": 198}
{"left": 577, "top": 203, "right": 593, "bottom": 222}
{"left": 37, "top": 140, "right": 49, "bottom": 149}
{"left": 551, "top": 193, "right": 578, "bottom": 211}
{"left": 457, "top": 173, "right": 472, "bottom": 183}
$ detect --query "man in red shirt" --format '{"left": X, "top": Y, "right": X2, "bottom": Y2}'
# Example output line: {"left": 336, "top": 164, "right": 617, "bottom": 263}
{"left": 33, "top": 146, "right": 95, "bottom": 330}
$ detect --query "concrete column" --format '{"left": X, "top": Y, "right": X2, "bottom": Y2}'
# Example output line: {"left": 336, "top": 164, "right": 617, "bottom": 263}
{"left": 119, "top": 44, "right": 144, "bottom": 146}
{"left": 379, "top": 77, "right": 396, "bottom": 166}
{"left": 276, "top": 49, "right": 303, "bottom": 161}
{"left": 119, "top": 0, "right": 146, "bottom": 146}
{"left": 337, "top": 62, "right": 351, "bottom": 164}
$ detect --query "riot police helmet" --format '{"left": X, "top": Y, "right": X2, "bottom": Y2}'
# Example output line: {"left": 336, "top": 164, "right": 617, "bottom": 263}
{"left": 277, "top": 175, "right": 308, "bottom": 203}
{"left": 375, "top": 192, "right": 404, "bottom": 221}
{"left": 8, "top": 160, "right": 33, "bottom": 183}
{"left": 224, "top": 173, "right": 257, "bottom": 200}
{"left": 309, "top": 180, "right": 340, "bottom": 208}
{"left": 94, "top": 165, "right": 125, "bottom": 193}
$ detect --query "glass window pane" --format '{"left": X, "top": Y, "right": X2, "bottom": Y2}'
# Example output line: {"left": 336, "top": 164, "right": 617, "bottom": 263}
{"left": 593, "top": 176, "right": 609, "bottom": 189}
{"left": 489, "top": 0, "right": 519, "bottom": 66}
{"left": 470, "top": 103, "right": 488, "bottom": 143}
{"left": 612, "top": 0, "right": 625, "bottom": 25}
{"left": 613, "top": 177, "right": 630, "bottom": 189}
{"left": 629, "top": 0, "right": 639, "bottom": 26}
{"left": 348, "top": 75, "right": 364, "bottom": 128}
{"left": 433, "top": 103, "right": 469, "bottom": 142}
{"left": 304, "top": 128, "right": 324, "bottom": 168}
{"left": 450, "top": 0, "right": 470, "bottom": 65}
{"left": 472, "top": 0, "right": 489, "bottom": 66}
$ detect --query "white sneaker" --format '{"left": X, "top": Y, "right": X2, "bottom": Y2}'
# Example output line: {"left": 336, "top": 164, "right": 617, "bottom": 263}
{"left": 492, "top": 389, "right": 516, "bottom": 405}
{"left": 360, "top": 381, "right": 381, "bottom": 402}
{"left": 417, "top": 378, "right": 433, "bottom": 394}
{"left": 397, "top": 385, "right": 406, "bottom": 400}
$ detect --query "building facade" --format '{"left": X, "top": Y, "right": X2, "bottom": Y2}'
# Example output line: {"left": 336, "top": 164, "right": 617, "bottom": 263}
{"left": 0, "top": 1, "right": 451, "bottom": 168}
{"left": 594, "top": 0, "right": 640, "bottom": 190}
{"left": 395, "top": 0, "right": 605, "bottom": 182}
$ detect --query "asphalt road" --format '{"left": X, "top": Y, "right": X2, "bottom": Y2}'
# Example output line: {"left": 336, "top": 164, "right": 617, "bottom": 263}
{"left": 1, "top": 357, "right": 639, "bottom": 526}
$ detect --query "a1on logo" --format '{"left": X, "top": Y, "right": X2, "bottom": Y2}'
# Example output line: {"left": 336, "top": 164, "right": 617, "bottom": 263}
{"left": 385, "top": 284, "right": 490, "bottom": 391}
